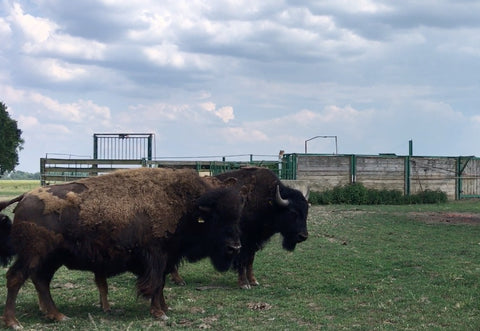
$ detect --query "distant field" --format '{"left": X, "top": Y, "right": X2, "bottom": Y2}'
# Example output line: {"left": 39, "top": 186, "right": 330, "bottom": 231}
{"left": 0, "top": 202, "right": 480, "bottom": 329}
{"left": 0, "top": 180, "right": 40, "bottom": 198}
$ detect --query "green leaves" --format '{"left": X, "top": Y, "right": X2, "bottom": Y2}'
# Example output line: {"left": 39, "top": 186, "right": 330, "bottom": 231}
{"left": 0, "top": 102, "right": 24, "bottom": 175}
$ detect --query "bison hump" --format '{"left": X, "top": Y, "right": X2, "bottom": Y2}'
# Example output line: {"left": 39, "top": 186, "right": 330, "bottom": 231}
{"left": 75, "top": 168, "right": 206, "bottom": 236}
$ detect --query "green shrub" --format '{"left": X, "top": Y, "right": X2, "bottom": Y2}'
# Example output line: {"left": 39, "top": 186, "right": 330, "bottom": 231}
{"left": 309, "top": 183, "right": 447, "bottom": 205}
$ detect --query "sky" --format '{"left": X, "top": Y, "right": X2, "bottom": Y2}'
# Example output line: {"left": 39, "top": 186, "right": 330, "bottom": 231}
{"left": 1, "top": 0, "right": 480, "bottom": 173}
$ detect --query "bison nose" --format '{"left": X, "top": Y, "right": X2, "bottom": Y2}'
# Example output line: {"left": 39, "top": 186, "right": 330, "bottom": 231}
{"left": 227, "top": 242, "right": 242, "bottom": 255}
{"left": 297, "top": 232, "right": 308, "bottom": 243}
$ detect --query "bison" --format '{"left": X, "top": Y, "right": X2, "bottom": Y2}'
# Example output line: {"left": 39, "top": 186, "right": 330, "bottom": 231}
{"left": 93, "top": 167, "right": 308, "bottom": 309}
{"left": 0, "top": 168, "right": 245, "bottom": 329}
{"left": 201, "top": 167, "right": 308, "bottom": 289}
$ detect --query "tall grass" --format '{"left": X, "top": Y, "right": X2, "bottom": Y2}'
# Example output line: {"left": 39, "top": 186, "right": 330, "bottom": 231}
{"left": 1, "top": 201, "right": 480, "bottom": 329}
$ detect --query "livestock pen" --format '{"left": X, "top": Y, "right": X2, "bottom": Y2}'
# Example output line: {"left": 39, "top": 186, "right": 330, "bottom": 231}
{"left": 40, "top": 153, "right": 480, "bottom": 200}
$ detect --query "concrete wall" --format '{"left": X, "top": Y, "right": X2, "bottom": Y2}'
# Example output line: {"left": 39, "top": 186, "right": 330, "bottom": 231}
{"left": 356, "top": 156, "right": 405, "bottom": 192}
{"left": 409, "top": 157, "right": 456, "bottom": 200}
{"left": 296, "top": 155, "right": 351, "bottom": 191}
{"left": 286, "top": 154, "right": 480, "bottom": 200}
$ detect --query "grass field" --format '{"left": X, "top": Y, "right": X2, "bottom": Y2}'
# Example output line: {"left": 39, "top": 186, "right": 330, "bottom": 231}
{"left": 0, "top": 180, "right": 40, "bottom": 200}
{"left": 1, "top": 182, "right": 480, "bottom": 329}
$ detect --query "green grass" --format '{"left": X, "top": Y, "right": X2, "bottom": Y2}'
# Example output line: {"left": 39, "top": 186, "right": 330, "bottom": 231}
{"left": 0, "top": 180, "right": 40, "bottom": 199}
{"left": 1, "top": 184, "right": 480, "bottom": 329}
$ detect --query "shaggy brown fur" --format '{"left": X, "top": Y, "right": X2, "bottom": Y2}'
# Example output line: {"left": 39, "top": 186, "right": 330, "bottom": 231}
{"left": 27, "top": 168, "right": 221, "bottom": 236}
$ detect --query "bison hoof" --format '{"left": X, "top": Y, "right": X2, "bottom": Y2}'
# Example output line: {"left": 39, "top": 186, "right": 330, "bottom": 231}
{"left": 2, "top": 317, "right": 23, "bottom": 330}
{"left": 240, "top": 284, "right": 251, "bottom": 290}
{"left": 151, "top": 309, "right": 169, "bottom": 320}
{"left": 9, "top": 323, "right": 23, "bottom": 330}
{"left": 249, "top": 280, "right": 260, "bottom": 286}
{"left": 46, "top": 313, "right": 69, "bottom": 322}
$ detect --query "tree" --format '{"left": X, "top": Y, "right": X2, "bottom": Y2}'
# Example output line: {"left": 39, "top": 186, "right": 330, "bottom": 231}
{"left": 0, "top": 102, "right": 24, "bottom": 175}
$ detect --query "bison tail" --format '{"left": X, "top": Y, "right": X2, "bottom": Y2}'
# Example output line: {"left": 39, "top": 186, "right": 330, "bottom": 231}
{"left": 0, "top": 213, "right": 15, "bottom": 266}
{"left": 0, "top": 194, "right": 24, "bottom": 211}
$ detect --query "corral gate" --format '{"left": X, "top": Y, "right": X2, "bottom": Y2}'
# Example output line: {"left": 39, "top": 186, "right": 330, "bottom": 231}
{"left": 93, "top": 133, "right": 154, "bottom": 160}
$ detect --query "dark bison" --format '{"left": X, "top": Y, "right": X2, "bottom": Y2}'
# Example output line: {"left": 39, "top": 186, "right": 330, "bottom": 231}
{"left": 199, "top": 167, "right": 309, "bottom": 289}
{"left": 93, "top": 167, "right": 308, "bottom": 309}
{"left": 0, "top": 168, "right": 245, "bottom": 329}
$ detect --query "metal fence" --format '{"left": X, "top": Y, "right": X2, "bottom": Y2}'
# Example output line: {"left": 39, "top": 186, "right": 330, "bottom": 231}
{"left": 281, "top": 153, "right": 480, "bottom": 200}
{"left": 39, "top": 152, "right": 480, "bottom": 200}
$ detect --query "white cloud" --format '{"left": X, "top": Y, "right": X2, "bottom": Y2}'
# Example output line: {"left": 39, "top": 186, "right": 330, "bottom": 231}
{"left": 216, "top": 106, "right": 235, "bottom": 123}
{"left": 200, "top": 102, "right": 216, "bottom": 112}
{"left": 199, "top": 102, "right": 235, "bottom": 123}
{"left": 7, "top": 2, "right": 106, "bottom": 60}
{"left": 23, "top": 34, "right": 106, "bottom": 60}
{"left": 143, "top": 44, "right": 211, "bottom": 70}
{"left": 9, "top": 2, "right": 56, "bottom": 43}
{"left": 28, "top": 59, "right": 88, "bottom": 81}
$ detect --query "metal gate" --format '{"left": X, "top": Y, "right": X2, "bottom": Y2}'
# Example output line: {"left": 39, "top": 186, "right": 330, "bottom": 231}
{"left": 93, "top": 133, "right": 154, "bottom": 160}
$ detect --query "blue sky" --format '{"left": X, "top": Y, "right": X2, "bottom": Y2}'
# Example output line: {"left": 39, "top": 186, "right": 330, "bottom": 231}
{"left": 1, "top": 0, "right": 480, "bottom": 172}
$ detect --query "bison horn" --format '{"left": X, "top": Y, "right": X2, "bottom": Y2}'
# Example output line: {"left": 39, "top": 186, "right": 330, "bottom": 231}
{"left": 275, "top": 185, "right": 290, "bottom": 207}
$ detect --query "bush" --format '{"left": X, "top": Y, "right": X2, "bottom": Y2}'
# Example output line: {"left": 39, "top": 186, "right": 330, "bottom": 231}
{"left": 309, "top": 183, "right": 447, "bottom": 205}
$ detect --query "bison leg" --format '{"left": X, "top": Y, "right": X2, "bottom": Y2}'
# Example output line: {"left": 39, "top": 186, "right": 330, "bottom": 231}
{"left": 31, "top": 266, "right": 68, "bottom": 322}
{"left": 237, "top": 254, "right": 259, "bottom": 289}
{"left": 149, "top": 275, "right": 168, "bottom": 320}
{"left": 2, "top": 260, "right": 29, "bottom": 329}
{"left": 94, "top": 274, "right": 111, "bottom": 312}
{"left": 169, "top": 266, "right": 186, "bottom": 286}
{"left": 237, "top": 267, "right": 250, "bottom": 289}
{"left": 246, "top": 255, "right": 259, "bottom": 287}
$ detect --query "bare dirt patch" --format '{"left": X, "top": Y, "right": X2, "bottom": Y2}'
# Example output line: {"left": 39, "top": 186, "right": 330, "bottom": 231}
{"left": 408, "top": 212, "right": 480, "bottom": 225}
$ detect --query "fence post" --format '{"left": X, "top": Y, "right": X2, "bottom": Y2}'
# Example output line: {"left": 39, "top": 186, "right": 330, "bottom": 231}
{"left": 350, "top": 155, "right": 356, "bottom": 183}
{"left": 405, "top": 156, "right": 411, "bottom": 196}
{"left": 40, "top": 158, "right": 46, "bottom": 186}
{"left": 456, "top": 157, "right": 461, "bottom": 200}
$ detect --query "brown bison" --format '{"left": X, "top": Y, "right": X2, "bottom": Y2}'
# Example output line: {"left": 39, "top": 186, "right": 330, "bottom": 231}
{"left": 0, "top": 168, "right": 245, "bottom": 329}
{"left": 199, "top": 167, "right": 308, "bottom": 289}
{"left": 93, "top": 167, "right": 308, "bottom": 309}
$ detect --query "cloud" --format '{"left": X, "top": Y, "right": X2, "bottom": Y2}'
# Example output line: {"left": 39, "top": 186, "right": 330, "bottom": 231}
{"left": 143, "top": 44, "right": 211, "bottom": 70}
{"left": 5, "top": 2, "right": 106, "bottom": 62}
{"left": 17, "top": 115, "right": 39, "bottom": 129}
{"left": 2, "top": 1, "right": 480, "bottom": 172}
{"left": 1, "top": 85, "right": 111, "bottom": 126}
{"left": 216, "top": 106, "right": 235, "bottom": 123}
{"left": 221, "top": 127, "right": 268, "bottom": 143}
{"left": 200, "top": 102, "right": 235, "bottom": 123}
{"left": 8, "top": 2, "right": 56, "bottom": 43}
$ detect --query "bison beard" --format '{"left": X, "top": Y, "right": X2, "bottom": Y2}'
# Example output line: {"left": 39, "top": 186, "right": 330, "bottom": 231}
{"left": 0, "top": 168, "right": 244, "bottom": 329}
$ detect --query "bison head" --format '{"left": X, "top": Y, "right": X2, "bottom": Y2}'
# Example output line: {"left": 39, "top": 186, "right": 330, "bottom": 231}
{"left": 183, "top": 186, "right": 244, "bottom": 272}
{"left": 275, "top": 185, "right": 309, "bottom": 251}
